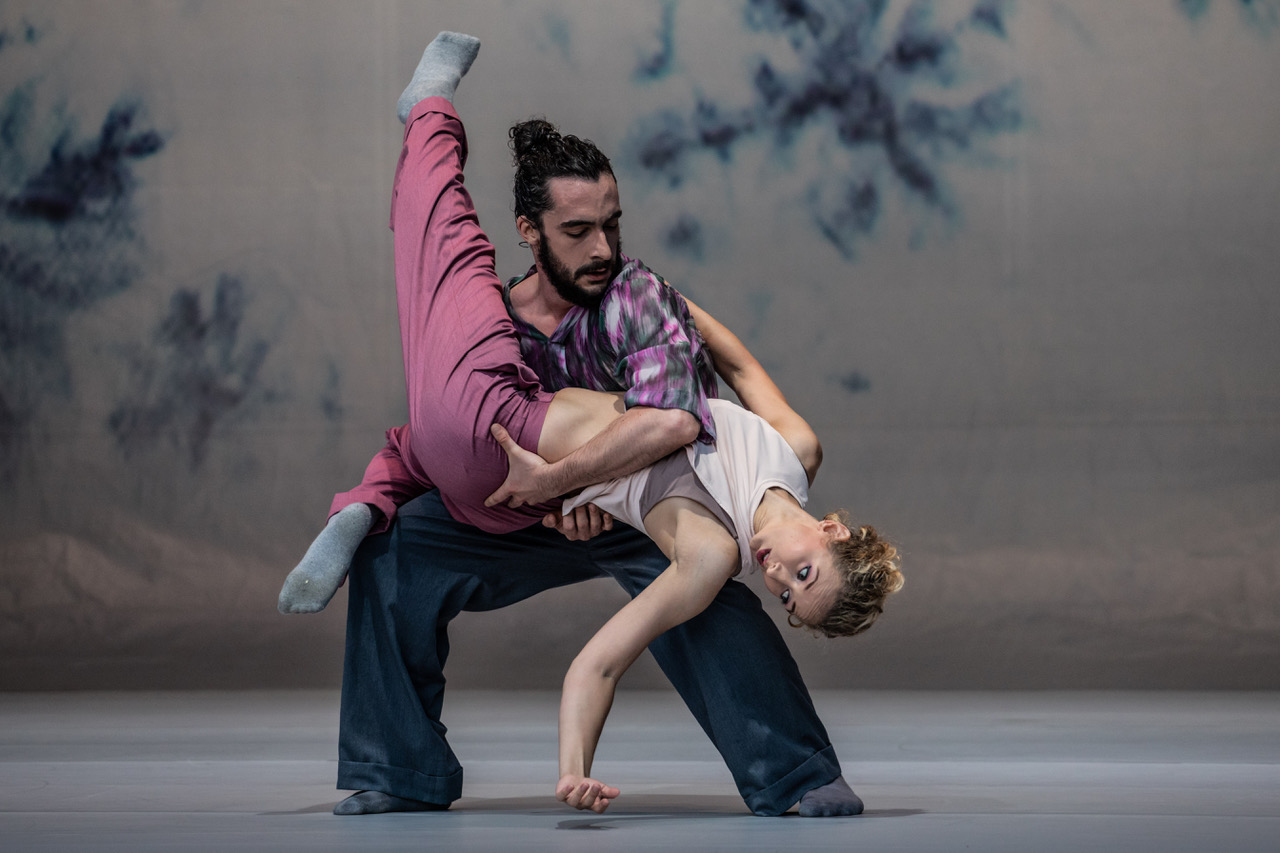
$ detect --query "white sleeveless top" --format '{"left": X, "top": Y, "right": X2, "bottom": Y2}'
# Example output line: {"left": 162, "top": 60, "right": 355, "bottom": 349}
{"left": 564, "top": 398, "right": 809, "bottom": 576}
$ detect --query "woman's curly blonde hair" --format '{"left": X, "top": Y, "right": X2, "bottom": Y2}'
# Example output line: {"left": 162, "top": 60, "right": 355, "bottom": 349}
{"left": 791, "top": 511, "right": 903, "bottom": 638}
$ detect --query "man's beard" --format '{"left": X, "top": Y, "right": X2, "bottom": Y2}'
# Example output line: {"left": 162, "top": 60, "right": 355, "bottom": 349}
{"left": 536, "top": 233, "right": 623, "bottom": 310}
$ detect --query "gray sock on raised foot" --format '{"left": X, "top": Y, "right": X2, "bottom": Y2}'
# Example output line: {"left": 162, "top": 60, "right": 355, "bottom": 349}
{"left": 277, "top": 503, "right": 374, "bottom": 614}
{"left": 333, "top": 790, "right": 449, "bottom": 815}
{"left": 797, "top": 775, "right": 865, "bottom": 817}
{"left": 396, "top": 30, "right": 481, "bottom": 123}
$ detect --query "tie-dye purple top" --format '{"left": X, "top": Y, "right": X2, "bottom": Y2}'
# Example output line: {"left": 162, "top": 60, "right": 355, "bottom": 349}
{"left": 504, "top": 255, "right": 718, "bottom": 444}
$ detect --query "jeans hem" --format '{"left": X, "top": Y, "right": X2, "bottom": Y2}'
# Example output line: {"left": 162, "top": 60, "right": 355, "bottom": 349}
{"left": 743, "top": 744, "right": 841, "bottom": 816}
{"left": 337, "top": 759, "right": 462, "bottom": 806}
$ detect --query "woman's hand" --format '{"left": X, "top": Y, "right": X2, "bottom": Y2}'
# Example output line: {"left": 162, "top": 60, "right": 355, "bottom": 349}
{"left": 556, "top": 774, "right": 620, "bottom": 813}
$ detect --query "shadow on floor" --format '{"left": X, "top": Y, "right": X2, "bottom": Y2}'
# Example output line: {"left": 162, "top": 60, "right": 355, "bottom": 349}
{"left": 268, "top": 795, "right": 926, "bottom": 825}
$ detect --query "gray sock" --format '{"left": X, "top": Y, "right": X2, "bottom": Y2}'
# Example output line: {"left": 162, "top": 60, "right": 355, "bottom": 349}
{"left": 798, "top": 775, "right": 865, "bottom": 817}
{"left": 277, "top": 503, "right": 374, "bottom": 614}
{"left": 333, "top": 791, "right": 449, "bottom": 815}
{"left": 396, "top": 30, "right": 481, "bottom": 122}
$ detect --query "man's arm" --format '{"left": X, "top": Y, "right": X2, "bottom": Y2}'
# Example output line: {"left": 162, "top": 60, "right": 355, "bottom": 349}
{"left": 486, "top": 292, "right": 819, "bottom": 508}
{"left": 684, "top": 298, "right": 823, "bottom": 483}
{"left": 487, "top": 267, "right": 712, "bottom": 510}
{"left": 485, "top": 399, "right": 698, "bottom": 509}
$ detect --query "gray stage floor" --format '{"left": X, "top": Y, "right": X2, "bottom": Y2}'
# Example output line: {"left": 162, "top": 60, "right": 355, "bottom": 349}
{"left": 1, "top": 690, "right": 1277, "bottom": 852}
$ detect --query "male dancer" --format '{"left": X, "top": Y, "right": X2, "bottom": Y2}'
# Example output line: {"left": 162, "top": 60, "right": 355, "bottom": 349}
{"left": 300, "top": 31, "right": 863, "bottom": 817}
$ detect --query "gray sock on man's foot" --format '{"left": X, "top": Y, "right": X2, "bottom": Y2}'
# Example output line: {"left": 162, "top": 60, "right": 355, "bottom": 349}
{"left": 798, "top": 775, "right": 864, "bottom": 817}
{"left": 277, "top": 503, "right": 374, "bottom": 614}
{"left": 333, "top": 790, "right": 449, "bottom": 815}
{"left": 396, "top": 30, "right": 481, "bottom": 122}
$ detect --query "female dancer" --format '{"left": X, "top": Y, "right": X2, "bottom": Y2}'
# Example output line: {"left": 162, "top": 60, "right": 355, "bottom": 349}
{"left": 491, "top": 345, "right": 902, "bottom": 813}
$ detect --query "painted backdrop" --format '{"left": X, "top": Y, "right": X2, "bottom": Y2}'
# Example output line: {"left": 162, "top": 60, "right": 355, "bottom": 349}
{"left": 1, "top": 0, "right": 1277, "bottom": 689}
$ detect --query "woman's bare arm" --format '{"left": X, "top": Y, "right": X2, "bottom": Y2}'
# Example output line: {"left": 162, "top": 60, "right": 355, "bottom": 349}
{"left": 684, "top": 298, "right": 823, "bottom": 483}
{"left": 556, "top": 500, "right": 738, "bottom": 813}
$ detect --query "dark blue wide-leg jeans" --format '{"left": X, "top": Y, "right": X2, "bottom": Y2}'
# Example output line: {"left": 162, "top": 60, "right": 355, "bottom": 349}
{"left": 337, "top": 491, "right": 841, "bottom": 815}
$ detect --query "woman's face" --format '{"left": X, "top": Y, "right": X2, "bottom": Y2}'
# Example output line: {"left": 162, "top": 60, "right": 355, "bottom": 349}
{"left": 750, "top": 518, "right": 849, "bottom": 625}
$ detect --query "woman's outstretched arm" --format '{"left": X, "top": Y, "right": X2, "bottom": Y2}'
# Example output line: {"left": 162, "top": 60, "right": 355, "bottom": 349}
{"left": 555, "top": 498, "right": 739, "bottom": 812}
{"left": 484, "top": 431, "right": 740, "bottom": 814}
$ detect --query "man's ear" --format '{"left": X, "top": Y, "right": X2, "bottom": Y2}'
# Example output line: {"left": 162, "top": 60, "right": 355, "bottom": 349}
{"left": 516, "top": 215, "right": 540, "bottom": 247}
